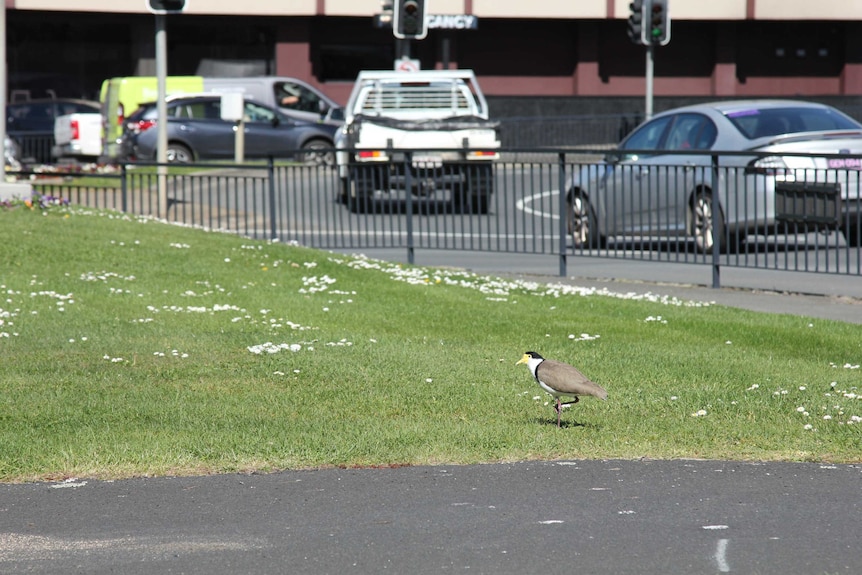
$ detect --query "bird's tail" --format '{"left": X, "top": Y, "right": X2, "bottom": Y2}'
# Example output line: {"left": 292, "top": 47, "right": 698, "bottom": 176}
{"left": 595, "top": 385, "right": 608, "bottom": 401}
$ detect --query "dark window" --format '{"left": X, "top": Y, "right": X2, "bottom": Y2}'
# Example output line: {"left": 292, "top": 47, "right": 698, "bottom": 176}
{"left": 724, "top": 107, "right": 862, "bottom": 140}
{"left": 663, "top": 114, "right": 717, "bottom": 150}
{"left": 621, "top": 116, "right": 673, "bottom": 152}
{"left": 274, "top": 81, "right": 323, "bottom": 114}
{"left": 318, "top": 44, "right": 394, "bottom": 81}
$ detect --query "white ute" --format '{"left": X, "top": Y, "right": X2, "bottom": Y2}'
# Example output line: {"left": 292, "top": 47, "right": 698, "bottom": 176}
{"left": 53, "top": 112, "right": 102, "bottom": 162}
{"left": 335, "top": 69, "right": 500, "bottom": 213}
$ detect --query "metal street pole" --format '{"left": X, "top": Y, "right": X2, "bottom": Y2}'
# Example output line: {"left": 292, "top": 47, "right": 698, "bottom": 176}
{"left": 155, "top": 13, "right": 168, "bottom": 217}
{"left": 1, "top": 3, "right": 6, "bottom": 171}
{"left": 645, "top": 44, "right": 654, "bottom": 120}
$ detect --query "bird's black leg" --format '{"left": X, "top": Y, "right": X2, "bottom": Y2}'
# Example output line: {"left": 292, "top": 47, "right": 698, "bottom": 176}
{"left": 560, "top": 397, "right": 580, "bottom": 409}
{"left": 555, "top": 398, "right": 562, "bottom": 427}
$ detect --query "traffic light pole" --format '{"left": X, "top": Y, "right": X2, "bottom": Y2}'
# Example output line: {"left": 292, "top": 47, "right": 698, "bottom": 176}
{"left": 155, "top": 13, "right": 168, "bottom": 217}
{"left": 645, "top": 43, "right": 654, "bottom": 120}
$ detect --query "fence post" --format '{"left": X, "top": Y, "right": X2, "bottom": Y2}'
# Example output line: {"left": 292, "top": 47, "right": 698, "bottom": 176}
{"left": 404, "top": 150, "right": 415, "bottom": 265}
{"left": 267, "top": 157, "right": 277, "bottom": 241}
{"left": 710, "top": 153, "right": 721, "bottom": 288}
{"left": 120, "top": 163, "right": 128, "bottom": 214}
{"left": 558, "top": 151, "right": 568, "bottom": 277}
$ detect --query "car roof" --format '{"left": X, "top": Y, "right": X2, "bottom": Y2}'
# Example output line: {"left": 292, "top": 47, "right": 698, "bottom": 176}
{"left": 138, "top": 93, "right": 262, "bottom": 106}
{"left": 7, "top": 98, "right": 99, "bottom": 108}
{"left": 656, "top": 99, "right": 835, "bottom": 117}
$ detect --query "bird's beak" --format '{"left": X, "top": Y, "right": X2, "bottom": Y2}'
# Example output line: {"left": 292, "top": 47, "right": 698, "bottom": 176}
{"left": 515, "top": 354, "right": 528, "bottom": 366}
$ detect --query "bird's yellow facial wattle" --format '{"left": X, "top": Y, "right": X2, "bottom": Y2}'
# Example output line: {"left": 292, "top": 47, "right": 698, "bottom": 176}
{"left": 516, "top": 354, "right": 529, "bottom": 366}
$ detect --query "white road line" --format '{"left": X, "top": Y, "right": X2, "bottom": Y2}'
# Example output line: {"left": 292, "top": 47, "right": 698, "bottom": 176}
{"left": 715, "top": 538, "right": 730, "bottom": 573}
{"left": 515, "top": 190, "right": 560, "bottom": 220}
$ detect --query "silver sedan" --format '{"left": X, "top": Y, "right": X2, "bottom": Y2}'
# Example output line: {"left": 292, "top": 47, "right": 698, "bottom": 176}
{"left": 565, "top": 100, "right": 862, "bottom": 252}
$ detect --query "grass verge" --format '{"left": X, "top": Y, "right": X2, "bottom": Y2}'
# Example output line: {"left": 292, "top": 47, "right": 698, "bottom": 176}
{"left": 1, "top": 203, "right": 860, "bottom": 482}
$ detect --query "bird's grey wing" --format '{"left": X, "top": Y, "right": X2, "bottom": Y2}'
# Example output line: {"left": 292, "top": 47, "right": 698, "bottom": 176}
{"left": 539, "top": 359, "right": 595, "bottom": 394}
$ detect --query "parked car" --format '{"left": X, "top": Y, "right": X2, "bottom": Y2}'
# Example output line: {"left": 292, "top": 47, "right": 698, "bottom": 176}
{"left": 6, "top": 98, "right": 100, "bottom": 133}
{"left": 6, "top": 98, "right": 100, "bottom": 163}
{"left": 100, "top": 75, "right": 343, "bottom": 158}
{"left": 4, "top": 135, "right": 22, "bottom": 171}
{"left": 565, "top": 99, "right": 862, "bottom": 251}
{"left": 120, "top": 94, "right": 337, "bottom": 165}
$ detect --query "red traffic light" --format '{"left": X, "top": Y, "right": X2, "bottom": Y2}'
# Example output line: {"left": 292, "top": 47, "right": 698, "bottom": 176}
{"left": 394, "top": 0, "right": 427, "bottom": 40}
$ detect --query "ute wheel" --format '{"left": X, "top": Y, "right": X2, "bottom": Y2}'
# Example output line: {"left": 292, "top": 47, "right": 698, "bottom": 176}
{"left": 453, "top": 163, "right": 493, "bottom": 214}
{"left": 348, "top": 165, "right": 376, "bottom": 214}
{"left": 566, "top": 190, "right": 602, "bottom": 249}
{"left": 843, "top": 220, "right": 861, "bottom": 247}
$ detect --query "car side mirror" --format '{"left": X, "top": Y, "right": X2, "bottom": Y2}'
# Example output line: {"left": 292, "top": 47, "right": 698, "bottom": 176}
{"left": 603, "top": 151, "right": 622, "bottom": 164}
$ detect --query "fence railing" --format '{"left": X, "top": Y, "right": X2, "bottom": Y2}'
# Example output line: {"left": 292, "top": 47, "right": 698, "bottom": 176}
{"left": 20, "top": 147, "right": 862, "bottom": 288}
{"left": 9, "top": 131, "right": 54, "bottom": 164}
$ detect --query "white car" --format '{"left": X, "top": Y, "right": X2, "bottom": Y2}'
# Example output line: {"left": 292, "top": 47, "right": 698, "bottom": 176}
{"left": 565, "top": 100, "right": 862, "bottom": 251}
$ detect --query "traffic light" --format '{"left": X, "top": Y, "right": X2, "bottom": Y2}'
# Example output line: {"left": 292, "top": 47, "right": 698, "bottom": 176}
{"left": 393, "top": 0, "right": 427, "bottom": 40}
{"left": 647, "top": 0, "right": 671, "bottom": 46}
{"left": 146, "top": 0, "right": 186, "bottom": 14}
{"left": 627, "top": 0, "right": 645, "bottom": 46}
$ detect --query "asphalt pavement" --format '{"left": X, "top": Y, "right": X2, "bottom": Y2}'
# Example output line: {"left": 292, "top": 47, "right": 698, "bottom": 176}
{"left": 2, "top": 460, "right": 861, "bottom": 574}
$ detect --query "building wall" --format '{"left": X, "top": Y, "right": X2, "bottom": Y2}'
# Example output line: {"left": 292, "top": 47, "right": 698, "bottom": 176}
{"left": 5, "top": 4, "right": 862, "bottom": 108}
{"left": 8, "top": 0, "right": 862, "bottom": 19}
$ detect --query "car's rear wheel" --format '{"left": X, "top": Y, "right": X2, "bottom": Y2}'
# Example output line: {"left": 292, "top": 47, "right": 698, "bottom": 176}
{"left": 165, "top": 143, "right": 194, "bottom": 164}
{"left": 566, "top": 190, "right": 602, "bottom": 249}
{"left": 842, "top": 217, "right": 861, "bottom": 247}
{"left": 300, "top": 139, "right": 334, "bottom": 167}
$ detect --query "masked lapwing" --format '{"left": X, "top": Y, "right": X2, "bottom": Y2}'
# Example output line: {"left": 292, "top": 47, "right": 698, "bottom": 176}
{"left": 516, "top": 351, "right": 608, "bottom": 427}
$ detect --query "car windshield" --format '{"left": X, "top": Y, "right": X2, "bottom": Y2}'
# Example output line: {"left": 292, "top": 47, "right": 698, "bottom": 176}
{"left": 724, "top": 106, "right": 862, "bottom": 139}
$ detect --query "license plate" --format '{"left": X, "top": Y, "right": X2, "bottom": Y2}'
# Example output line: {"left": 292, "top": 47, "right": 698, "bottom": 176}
{"left": 412, "top": 154, "right": 443, "bottom": 168}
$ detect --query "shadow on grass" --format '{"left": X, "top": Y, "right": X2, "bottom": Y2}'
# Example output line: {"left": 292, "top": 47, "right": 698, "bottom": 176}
{"left": 532, "top": 416, "right": 587, "bottom": 429}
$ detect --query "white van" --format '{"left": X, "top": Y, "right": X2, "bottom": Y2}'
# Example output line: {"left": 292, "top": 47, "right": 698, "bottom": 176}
{"left": 204, "top": 77, "right": 344, "bottom": 127}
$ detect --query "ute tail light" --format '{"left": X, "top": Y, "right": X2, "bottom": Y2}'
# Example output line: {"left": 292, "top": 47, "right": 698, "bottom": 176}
{"left": 117, "top": 103, "right": 125, "bottom": 127}
{"left": 70, "top": 119, "right": 80, "bottom": 141}
{"left": 466, "top": 150, "right": 499, "bottom": 160}
{"left": 357, "top": 150, "right": 387, "bottom": 161}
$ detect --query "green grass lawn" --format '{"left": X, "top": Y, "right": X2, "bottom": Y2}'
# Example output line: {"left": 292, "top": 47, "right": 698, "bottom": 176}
{"left": 1, "top": 201, "right": 860, "bottom": 482}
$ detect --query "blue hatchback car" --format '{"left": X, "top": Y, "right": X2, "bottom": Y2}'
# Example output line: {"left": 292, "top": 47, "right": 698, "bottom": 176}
{"left": 121, "top": 94, "right": 337, "bottom": 166}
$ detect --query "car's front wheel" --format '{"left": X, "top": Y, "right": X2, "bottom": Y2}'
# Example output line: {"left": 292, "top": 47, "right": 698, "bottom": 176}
{"left": 566, "top": 190, "right": 602, "bottom": 249}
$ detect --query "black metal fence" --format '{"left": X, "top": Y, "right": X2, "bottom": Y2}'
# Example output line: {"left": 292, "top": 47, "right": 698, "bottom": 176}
{"left": 21, "top": 147, "right": 862, "bottom": 288}
{"left": 9, "top": 131, "right": 54, "bottom": 164}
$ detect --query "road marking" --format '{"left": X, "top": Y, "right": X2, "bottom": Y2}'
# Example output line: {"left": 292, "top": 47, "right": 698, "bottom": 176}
{"left": 515, "top": 190, "right": 560, "bottom": 220}
{"left": 715, "top": 538, "right": 730, "bottom": 572}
